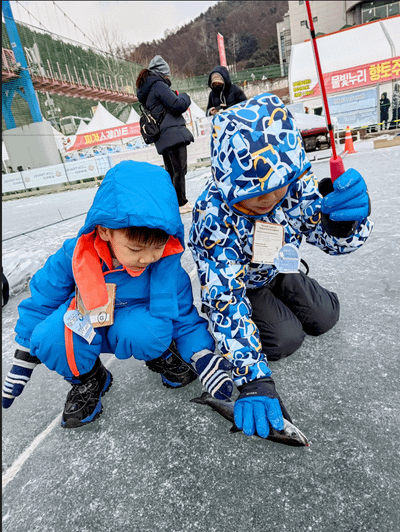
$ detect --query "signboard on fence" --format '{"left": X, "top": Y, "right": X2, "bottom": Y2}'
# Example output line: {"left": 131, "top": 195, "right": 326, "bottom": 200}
{"left": 22, "top": 164, "right": 67, "bottom": 188}
{"left": 2, "top": 156, "right": 113, "bottom": 193}
{"left": 327, "top": 88, "right": 378, "bottom": 129}
{"left": 2, "top": 172, "right": 26, "bottom": 193}
{"left": 64, "top": 160, "right": 100, "bottom": 182}
{"left": 68, "top": 123, "right": 141, "bottom": 152}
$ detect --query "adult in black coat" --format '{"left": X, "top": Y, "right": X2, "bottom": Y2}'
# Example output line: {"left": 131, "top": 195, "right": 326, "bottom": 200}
{"left": 379, "top": 92, "right": 390, "bottom": 130}
{"left": 206, "top": 66, "right": 247, "bottom": 117}
{"left": 136, "top": 55, "right": 194, "bottom": 213}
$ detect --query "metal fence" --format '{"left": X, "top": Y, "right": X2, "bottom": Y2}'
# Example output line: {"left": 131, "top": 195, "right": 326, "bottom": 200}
{"left": 172, "top": 63, "right": 288, "bottom": 91}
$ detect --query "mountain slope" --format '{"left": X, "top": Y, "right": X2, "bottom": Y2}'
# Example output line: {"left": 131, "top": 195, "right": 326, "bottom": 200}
{"left": 126, "top": 0, "right": 288, "bottom": 76}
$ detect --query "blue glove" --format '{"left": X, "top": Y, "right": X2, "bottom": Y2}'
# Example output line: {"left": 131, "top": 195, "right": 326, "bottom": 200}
{"left": 321, "top": 169, "right": 370, "bottom": 222}
{"left": 2, "top": 350, "right": 41, "bottom": 408}
{"left": 234, "top": 377, "right": 284, "bottom": 438}
{"left": 191, "top": 351, "right": 234, "bottom": 400}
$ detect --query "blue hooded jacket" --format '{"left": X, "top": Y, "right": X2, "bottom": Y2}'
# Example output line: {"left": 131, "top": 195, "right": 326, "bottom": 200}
{"left": 189, "top": 93, "right": 373, "bottom": 386}
{"left": 15, "top": 161, "right": 214, "bottom": 364}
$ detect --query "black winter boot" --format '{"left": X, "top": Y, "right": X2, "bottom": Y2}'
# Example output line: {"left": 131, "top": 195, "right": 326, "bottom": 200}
{"left": 145, "top": 342, "right": 197, "bottom": 389}
{"left": 61, "top": 358, "right": 112, "bottom": 428}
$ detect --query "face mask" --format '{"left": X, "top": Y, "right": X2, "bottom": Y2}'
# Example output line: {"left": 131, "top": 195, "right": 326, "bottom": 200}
{"left": 213, "top": 85, "right": 223, "bottom": 93}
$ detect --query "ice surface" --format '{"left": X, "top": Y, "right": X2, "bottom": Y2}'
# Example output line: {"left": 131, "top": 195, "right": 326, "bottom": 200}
{"left": 2, "top": 146, "right": 400, "bottom": 532}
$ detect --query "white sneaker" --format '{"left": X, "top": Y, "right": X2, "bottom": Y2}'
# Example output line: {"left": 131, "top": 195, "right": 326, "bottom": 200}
{"left": 179, "top": 202, "right": 193, "bottom": 214}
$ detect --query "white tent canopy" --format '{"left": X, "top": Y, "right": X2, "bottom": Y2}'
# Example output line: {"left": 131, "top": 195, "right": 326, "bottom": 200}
{"left": 125, "top": 107, "right": 140, "bottom": 124}
{"left": 189, "top": 100, "right": 206, "bottom": 119}
{"left": 75, "top": 119, "right": 90, "bottom": 136}
{"left": 65, "top": 102, "right": 128, "bottom": 153}
{"left": 84, "top": 102, "right": 125, "bottom": 132}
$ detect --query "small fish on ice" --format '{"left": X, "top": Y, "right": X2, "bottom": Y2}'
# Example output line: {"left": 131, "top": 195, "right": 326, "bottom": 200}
{"left": 191, "top": 392, "right": 309, "bottom": 447}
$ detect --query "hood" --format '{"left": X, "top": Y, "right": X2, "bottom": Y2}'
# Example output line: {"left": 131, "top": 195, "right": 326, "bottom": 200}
{"left": 78, "top": 160, "right": 184, "bottom": 247}
{"left": 208, "top": 66, "right": 231, "bottom": 91}
{"left": 210, "top": 93, "right": 311, "bottom": 216}
{"left": 148, "top": 55, "right": 170, "bottom": 76}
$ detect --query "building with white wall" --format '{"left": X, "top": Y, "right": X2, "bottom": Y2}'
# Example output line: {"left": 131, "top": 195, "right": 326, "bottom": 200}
{"left": 277, "top": 1, "right": 400, "bottom": 73}
{"left": 288, "top": 16, "right": 400, "bottom": 129}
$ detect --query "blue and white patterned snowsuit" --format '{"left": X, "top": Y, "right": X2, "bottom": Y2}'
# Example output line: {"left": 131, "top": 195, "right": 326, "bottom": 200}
{"left": 188, "top": 93, "right": 373, "bottom": 387}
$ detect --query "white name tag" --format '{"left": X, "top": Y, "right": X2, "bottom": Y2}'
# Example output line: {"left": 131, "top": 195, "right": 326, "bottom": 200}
{"left": 63, "top": 310, "right": 96, "bottom": 344}
{"left": 252, "top": 221, "right": 284, "bottom": 264}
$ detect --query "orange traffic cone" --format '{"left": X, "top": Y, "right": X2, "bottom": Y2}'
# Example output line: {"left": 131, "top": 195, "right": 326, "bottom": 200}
{"left": 344, "top": 125, "right": 357, "bottom": 154}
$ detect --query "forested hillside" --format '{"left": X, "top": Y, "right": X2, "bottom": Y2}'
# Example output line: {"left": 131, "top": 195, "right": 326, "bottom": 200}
{"left": 1, "top": 20, "right": 142, "bottom": 130}
{"left": 126, "top": 0, "right": 288, "bottom": 76}
{"left": 2, "top": 1, "right": 288, "bottom": 131}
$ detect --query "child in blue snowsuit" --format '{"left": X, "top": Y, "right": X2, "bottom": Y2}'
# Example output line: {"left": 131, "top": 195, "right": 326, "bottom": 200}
{"left": 189, "top": 93, "right": 373, "bottom": 439}
{"left": 2, "top": 161, "right": 234, "bottom": 428}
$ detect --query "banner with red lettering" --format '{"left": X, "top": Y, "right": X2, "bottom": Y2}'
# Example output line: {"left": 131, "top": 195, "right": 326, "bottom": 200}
{"left": 67, "top": 122, "right": 141, "bottom": 152}
{"left": 292, "top": 56, "right": 400, "bottom": 100}
{"left": 217, "top": 33, "right": 227, "bottom": 67}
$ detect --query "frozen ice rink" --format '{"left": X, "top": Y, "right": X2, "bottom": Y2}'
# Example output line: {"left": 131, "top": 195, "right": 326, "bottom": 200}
{"left": 2, "top": 139, "right": 400, "bottom": 532}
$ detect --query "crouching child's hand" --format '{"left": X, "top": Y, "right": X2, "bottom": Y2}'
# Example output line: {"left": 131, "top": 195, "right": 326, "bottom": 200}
{"left": 2, "top": 349, "right": 41, "bottom": 408}
{"left": 191, "top": 351, "right": 234, "bottom": 400}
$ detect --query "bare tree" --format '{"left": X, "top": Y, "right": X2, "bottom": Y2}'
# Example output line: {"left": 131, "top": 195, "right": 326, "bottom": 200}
{"left": 228, "top": 32, "right": 239, "bottom": 68}
{"left": 199, "top": 22, "right": 211, "bottom": 63}
{"left": 89, "top": 16, "right": 127, "bottom": 58}
{"left": 88, "top": 16, "right": 138, "bottom": 85}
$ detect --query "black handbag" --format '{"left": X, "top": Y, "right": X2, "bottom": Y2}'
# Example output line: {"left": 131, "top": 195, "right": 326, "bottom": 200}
{"left": 139, "top": 105, "right": 166, "bottom": 144}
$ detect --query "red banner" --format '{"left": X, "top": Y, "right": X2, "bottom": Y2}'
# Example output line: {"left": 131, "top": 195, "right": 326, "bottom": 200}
{"left": 293, "top": 56, "right": 400, "bottom": 100}
{"left": 68, "top": 122, "right": 141, "bottom": 151}
{"left": 217, "top": 33, "right": 227, "bottom": 67}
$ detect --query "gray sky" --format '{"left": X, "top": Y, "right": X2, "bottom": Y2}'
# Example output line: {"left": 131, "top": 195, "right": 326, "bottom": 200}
{"left": 7, "top": 1, "right": 219, "bottom": 48}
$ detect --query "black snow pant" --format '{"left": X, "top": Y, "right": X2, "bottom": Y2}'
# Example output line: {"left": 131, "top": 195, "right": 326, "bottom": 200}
{"left": 162, "top": 144, "right": 188, "bottom": 207}
{"left": 246, "top": 272, "right": 340, "bottom": 361}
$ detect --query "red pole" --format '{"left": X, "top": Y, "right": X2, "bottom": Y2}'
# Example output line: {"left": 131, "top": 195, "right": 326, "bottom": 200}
{"left": 217, "top": 33, "right": 227, "bottom": 67}
{"left": 305, "top": 0, "right": 344, "bottom": 182}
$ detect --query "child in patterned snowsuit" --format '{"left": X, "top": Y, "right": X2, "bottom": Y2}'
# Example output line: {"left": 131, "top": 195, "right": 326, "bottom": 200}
{"left": 2, "top": 161, "right": 234, "bottom": 428}
{"left": 189, "top": 93, "right": 373, "bottom": 438}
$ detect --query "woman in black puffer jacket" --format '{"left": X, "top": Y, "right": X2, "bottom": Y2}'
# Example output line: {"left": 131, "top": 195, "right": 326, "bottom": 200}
{"left": 136, "top": 56, "right": 194, "bottom": 214}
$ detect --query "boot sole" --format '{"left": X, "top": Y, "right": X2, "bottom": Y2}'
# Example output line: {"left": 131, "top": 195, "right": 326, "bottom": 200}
{"left": 161, "top": 373, "right": 198, "bottom": 389}
{"left": 61, "top": 371, "right": 113, "bottom": 429}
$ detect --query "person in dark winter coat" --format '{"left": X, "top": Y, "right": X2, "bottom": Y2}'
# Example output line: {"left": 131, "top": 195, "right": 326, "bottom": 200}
{"left": 136, "top": 55, "right": 194, "bottom": 214}
{"left": 390, "top": 83, "right": 400, "bottom": 128}
{"left": 2, "top": 161, "right": 234, "bottom": 428}
{"left": 379, "top": 92, "right": 390, "bottom": 130}
{"left": 2, "top": 267, "right": 9, "bottom": 307}
{"left": 206, "top": 66, "right": 247, "bottom": 117}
